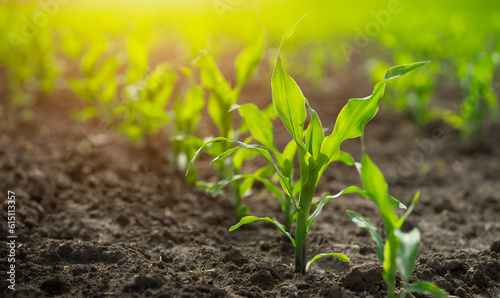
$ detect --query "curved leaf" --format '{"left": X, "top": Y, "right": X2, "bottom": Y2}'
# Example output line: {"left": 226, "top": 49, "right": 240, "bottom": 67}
{"left": 305, "top": 99, "right": 324, "bottom": 160}
{"left": 347, "top": 210, "right": 384, "bottom": 262}
{"left": 305, "top": 253, "right": 350, "bottom": 272}
{"left": 308, "top": 186, "right": 366, "bottom": 230}
{"left": 271, "top": 16, "right": 307, "bottom": 147}
{"left": 361, "top": 153, "right": 399, "bottom": 229}
{"left": 317, "top": 62, "right": 429, "bottom": 177}
{"left": 229, "top": 216, "right": 295, "bottom": 246}
{"left": 397, "top": 191, "right": 420, "bottom": 227}
{"left": 235, "top": 28, "right": 265, "bottom": 88}
{"left": 384, "top": 61, "right": 430, "bottom": 81}
{"left": 207, "top": 174, "right": 284, "bottom": 206}
{"left": 186, "top": 137, "right": 300, "bottom": 211}
{"left": 394, "top": 228, "right": 420, "bottom": 283}
{"left": 237, "top": 103, "right": 276, "bottom": 151}
{"left": 406, "top": 281, "right": 449, "bottom": 298}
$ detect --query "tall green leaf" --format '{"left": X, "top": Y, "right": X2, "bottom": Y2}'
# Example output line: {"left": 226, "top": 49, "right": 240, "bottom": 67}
{"left": 317, "top": 62, "right": 429, "bottom": 176}
{"left": 235, "top": 28, "right": 265, "bottom": 88}
{"left": 271, "top": 17, "right": 307, "bottom": 146}
{"left": 237, "top": 104, "right": 276, "bottom": 151}
{"left": 394, "top": 228, "right": 420, "bottom": 283}
{"left": 305, "top": 100, "right": 324, "bottom": 160}
{"left": 360, "top": 153, "right": 398, "bottom": 229}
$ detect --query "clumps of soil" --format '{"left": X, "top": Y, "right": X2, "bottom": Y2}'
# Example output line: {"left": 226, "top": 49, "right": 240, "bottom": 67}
{"left": 1, "top": 96, "right": 500, "bottom": 296}
{"left": 341, "top": 262, "right": 384, "bottom": 293}
{"left": 414, "top": 249, "right": 500, "bottom": 297}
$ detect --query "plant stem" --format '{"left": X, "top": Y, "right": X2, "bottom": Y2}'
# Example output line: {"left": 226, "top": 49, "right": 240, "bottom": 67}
{"left": 283, "top": 194, "right": 292, "bottom": 232}
{"left": 294, "top": 211, "right": 308, "bottom": 273}
{"left": 294, "top": 168, "right": 318, "bottom": 274}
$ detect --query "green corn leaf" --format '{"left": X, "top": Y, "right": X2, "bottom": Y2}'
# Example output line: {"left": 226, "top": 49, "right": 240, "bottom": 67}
{"left": 263, "top": 103, "right": 278, "bottom": 120}
{"left": 100, "top": 80, "right": 117, "bottom": 104}
{"left": 229, "top": 216, "right": 295, "bottom": 246}
{"left": 237, "top": 205, "right": 250, "bottom": 218}
{"left": 394, "top": 228, "right": 420, "bottom": 283}
{"left": 305, "top": 99, "right": 324, "bottom": 160}
{"left": 196, "top": 181, "right": 227, "bottom": 198}
{"left": 175, "top": 85, "right": 205, "bottom": 134}
{"left": 178, "top": 65, "right": 193, "bottom": 79}
{"left": 383, "top": 233, "right": 399, "bottom": 296}
{"left": 193, "top": 52, "right": 232, "bottom": 102}
{"left": 278, "top": 139, "right": 297, "bottom": 177}
{"left": 317, "top": 62, "right": 429, "bottom": 176}
{"left": 360, "top": 153, "right": 399, "bottom": 229}
{"left": 94, "top": 57, "right": 121, "bottom": 86}
{"left": 211, "top": 147, "right": 241, "bottom": 164}
{"left": 207, "top": 94, "right": 226, "bottom": 135}
{"left": 383, "top": 61, "right": 430, "bottom": 81}
{"left": 308, "top": 186, "right": 366, "bottom": 230}
{"left": 127, "top": 36, "right": 148, "bottom": 80}
{"left": 397, "top": 191, "right": 420, "bottom": 227}
{"left": 318, "top": 82, "right": 385, "bottom": 169}
{"left": 237, "top": 103, "right": 276, "bottom": 151}
{"left": 311, "top": 186, "right": 404, "bottom": 210}
{"left": 405, "top": 281, "right": 449, "bottom": 298}
{"left": 347, "top": 210, "right": 384, "bottom": 262}
{"left": 238, "top": 178, "right": 255, "bottom": 199}
{"left": 80, "top": 40, "right": 107, "bottom": 76}
{"left": 333, "top": 151, "right": 356, "bottom": 166}
{"left": 271, "top": 17, "right": 307, "bottom": 147}
{"left": 207, "top": 174, "right": 284, "bottom": 206}
{"left": 232, "top": 140, "right": 259, "bottom": 172}
{"left": 235, "top": 28, "right": 265, "bottom": 88}
{"left": 186, "top": 137, "right": 298, "bottom": 210}
{"left": 237, "top": 166, "right": 277, "bottom": 199}
{"left": 305, "top": 253, "right": 350, "bottom": 272}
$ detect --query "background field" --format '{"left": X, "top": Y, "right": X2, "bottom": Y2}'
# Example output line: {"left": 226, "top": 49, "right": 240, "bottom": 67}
{"left": 1, "top": 0, "right": 499, "bottom": 297}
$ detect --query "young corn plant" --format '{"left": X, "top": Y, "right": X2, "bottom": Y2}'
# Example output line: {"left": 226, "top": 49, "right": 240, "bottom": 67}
{"left": 444, "top": 53, "right": 499, "bottom": 139}
{"left": 68, "top": 40, "right": 122, "bottom": 123}
{"left": 119, "top": 62, "right": 177, "bottom": 143}
{"left": 201, "top": 103, "right": 298, "bottom": 230}
{"left": 188, "top": 19, "right": 429, "bottom": 274}
{"left": 191, "top": 29, "right": 266, "bottom": 216}
{"left": 170, "top": 66, "right": 206, "bottom": 184}
{"left": 347, "top": 151, "right": 448, "bottom": 298}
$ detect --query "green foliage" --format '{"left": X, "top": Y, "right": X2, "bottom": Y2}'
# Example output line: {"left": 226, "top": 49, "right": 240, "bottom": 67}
{"left": 347, "top": 153, "right": 448, "bottom": 298}
{"left": 190, "top": 28, "right": 266, "bottom": 214}
{"left": 68, "top": 40, "right": 122, "bottom": 123}
{"left": 450, "top": 53, "right": 499, "bottom": 138}
{"left": 170, "top": 67, "right": 206, "bottom": 183}
{"left": 0, "top": 6, "right": 61, "bottom": 121}
{"left": 188, "top": 19, "right": 426, "bottom": 274}
{"left": 119, "top": 63, "right": 177, "bottom": 142}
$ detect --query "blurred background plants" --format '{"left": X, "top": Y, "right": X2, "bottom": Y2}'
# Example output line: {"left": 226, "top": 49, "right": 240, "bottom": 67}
{"left": 1, "top": 0, "right": 499, "bottom": 212}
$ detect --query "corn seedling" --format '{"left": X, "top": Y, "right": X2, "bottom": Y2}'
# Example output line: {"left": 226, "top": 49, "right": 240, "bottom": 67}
{"left": 188, "top": 18, "right": 428, "bottom": 273}
{"left": 1, "top": 12, "right": 61, "bottom": 122}
{"left": 443, "top": 53, "right": 499, "bottom": 138}
{"left": 203, "top": 103, "right": 298, "bottom": 230}
{"left": 170, "top": 66, "right": 206, "bottom": 183}
{"left": 347, "top": 151, "right": 448, "bottom": 298}
{"left": 191, "top": 28, "right": 266, "bottom": 216}
{"left": 119, "top": 62, "right": 177, "bottom": 142}
{"left": 68, "top": 40, "right": 122, "bottom": 123}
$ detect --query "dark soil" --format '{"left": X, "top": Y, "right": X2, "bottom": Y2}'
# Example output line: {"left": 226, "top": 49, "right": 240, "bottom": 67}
{"left": 1, "top": 73, "right": 500, "bottom": 297}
